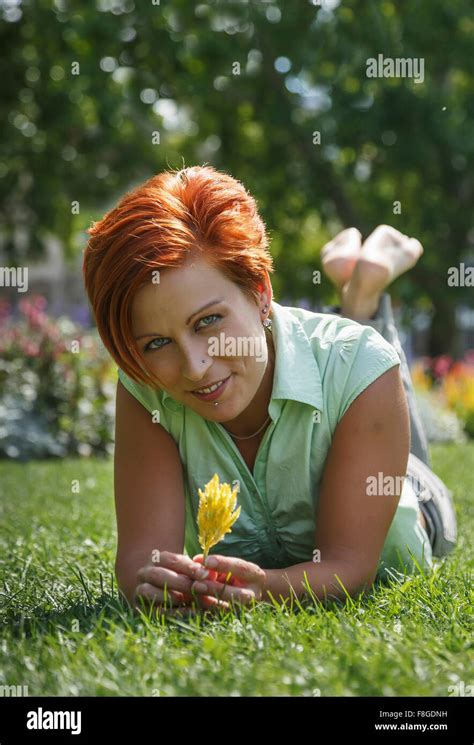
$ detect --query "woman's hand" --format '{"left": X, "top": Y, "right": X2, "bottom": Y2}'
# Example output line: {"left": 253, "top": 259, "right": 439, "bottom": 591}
{"left": 133, "top": 550, "right": 231, "bottom": 616}
{"left": 189, "top": 554, "right": 267, "bottom": 607}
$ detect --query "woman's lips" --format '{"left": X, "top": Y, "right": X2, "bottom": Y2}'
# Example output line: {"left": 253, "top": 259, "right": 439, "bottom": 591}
{"left": 191, "top": 375, "right": 231, "bottom": 402}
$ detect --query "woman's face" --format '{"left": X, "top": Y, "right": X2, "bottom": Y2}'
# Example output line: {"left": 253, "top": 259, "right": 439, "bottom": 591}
{"left": 130, "top": 255, "right": 273, "bottom": 422}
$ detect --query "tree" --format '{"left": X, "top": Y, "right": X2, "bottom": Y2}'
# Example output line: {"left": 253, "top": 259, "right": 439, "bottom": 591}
{"left": 1, "top": 0, "right": 473, "bottom": 353}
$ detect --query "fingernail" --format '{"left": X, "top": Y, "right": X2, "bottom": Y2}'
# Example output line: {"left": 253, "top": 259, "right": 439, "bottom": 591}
{"left": 205, "top": 557, "right": 218, "bottom": 568}
{"left": 193, "top": 582, "right": 208, "bottom": 592}
{"left": 197, "top": 568, "right": 209, "bottom": 579}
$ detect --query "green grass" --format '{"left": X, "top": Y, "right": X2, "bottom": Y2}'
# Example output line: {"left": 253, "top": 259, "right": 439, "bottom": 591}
{"left": 0, "top": 443, "right": 472, "bottom": 697}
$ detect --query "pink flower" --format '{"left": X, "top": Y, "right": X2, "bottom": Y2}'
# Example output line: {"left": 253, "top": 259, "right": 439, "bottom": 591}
{"left": 432, "top": 355, "right": 453, "bottom": 380}
{"left": 21, "top": 341, "right": 40, "bottom": 357}
{"left": 0, "top": 299, "right": 12, "bottom": 325}
{"left": 32, "top": 295, "right": 48, "bottom": 311}
{"left": 19, "top": 299, "right": 32, "bottom": 316}
{"left": 28, "top": 308, "right": 48, "bottom": 329}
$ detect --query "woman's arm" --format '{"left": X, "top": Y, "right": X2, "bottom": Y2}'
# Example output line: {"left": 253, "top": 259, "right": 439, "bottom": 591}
{"left": 262, "top": 364, "right": 410, "bottom": 604}
{"left": 114, "top": 379, "right": 186, "bottom": 605}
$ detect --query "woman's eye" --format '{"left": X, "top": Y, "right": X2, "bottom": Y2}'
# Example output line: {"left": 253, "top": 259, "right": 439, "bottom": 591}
{"left": 195, "top": 313, "right": 221, "bottom": 330}
{"left": 144, "top": 337, "right": 169, "bottom": 352}
{"left": 144, "top": 314, "right": 221, "bottom": 352}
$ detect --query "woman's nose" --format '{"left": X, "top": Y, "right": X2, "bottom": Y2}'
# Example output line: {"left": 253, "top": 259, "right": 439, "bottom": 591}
{"left": 180, "top": 344, "right": 212, "bottom": 381}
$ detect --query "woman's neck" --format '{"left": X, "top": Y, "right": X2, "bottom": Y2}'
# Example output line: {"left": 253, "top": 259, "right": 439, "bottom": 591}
{"left": 222, "top": 330, "right": 275, "bottom": 439}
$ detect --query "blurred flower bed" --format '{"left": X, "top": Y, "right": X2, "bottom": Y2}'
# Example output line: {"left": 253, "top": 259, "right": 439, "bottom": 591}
{"left": 411, "top": 352, "right": 474, "bottom": 441}
{"left": 0, "top": 295, "right": 116, "bottom": 460}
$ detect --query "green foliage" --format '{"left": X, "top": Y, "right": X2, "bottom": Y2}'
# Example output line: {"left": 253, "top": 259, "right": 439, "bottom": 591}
{"left": 1, "top": 0, "right": 473, "bottom": 350}
{"left": 0, "top": 296, "right": 116, "bottom": 460}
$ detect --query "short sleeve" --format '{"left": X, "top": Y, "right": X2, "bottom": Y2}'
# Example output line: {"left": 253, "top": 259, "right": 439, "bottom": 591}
{"left": 331, "top": 322, "right": 401, "bottom": 423}
{"left": 117, "top": 367, "right": 171, "bottom": 434}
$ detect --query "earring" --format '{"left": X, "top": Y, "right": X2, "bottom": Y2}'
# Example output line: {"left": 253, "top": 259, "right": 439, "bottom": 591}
{"left": 262, "top": 303, "right": 272, "bottom": 331}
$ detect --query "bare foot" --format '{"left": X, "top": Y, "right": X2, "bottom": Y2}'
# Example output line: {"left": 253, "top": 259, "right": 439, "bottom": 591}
{"left": 321, "top": 228, "right": 362, "bottom": 291}
{"left": 341, "top": 225, "right": 424, "bottom": 319}
{"left": 358, "top": 224, "right": 423, "bottom": 288}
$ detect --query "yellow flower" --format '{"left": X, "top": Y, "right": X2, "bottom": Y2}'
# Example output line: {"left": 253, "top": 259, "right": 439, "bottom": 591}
{"left": 411, "top": 361, "right": 432, "bottom": 392}
{"left": 442, "top": 367, "right": 474, "bottom": 417}
{"left": 197, "top": 473, "right": 241, "bottom": 562}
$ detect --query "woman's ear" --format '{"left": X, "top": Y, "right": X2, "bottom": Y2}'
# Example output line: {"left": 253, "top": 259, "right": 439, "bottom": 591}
{"left": 257, "top": 276, "right": 273, "bottom": 308}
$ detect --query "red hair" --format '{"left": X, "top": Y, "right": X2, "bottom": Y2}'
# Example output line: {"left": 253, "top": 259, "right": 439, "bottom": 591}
{"left": 83, "top": 165, "right": 274, "bottom": 387}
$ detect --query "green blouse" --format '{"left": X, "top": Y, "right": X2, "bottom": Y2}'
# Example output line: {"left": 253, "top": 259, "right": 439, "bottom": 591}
{"left": 117, "top": 301, "right": 433, "bottom": 580}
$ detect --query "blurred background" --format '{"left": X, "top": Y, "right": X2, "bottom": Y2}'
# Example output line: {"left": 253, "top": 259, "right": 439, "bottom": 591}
{"left": 1, "top": 0, "right": 473, "bottom": 460}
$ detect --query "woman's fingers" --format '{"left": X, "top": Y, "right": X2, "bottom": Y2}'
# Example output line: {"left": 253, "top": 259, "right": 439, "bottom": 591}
{"left": 134, "top": 583, "right": 231, "bottom": 613}
{"left": 193, "top": 556, "right": 246, "bottom": 587}
{"left": 191, "top": 579, "right": 257, "bottom": 605}
{"left": 198, "top": 554, "right": 265, "bottom": 585}
{"left": 134, "top": 583, "right": 187, "bottom": 608}
{"left": 138, "top": 551, "right": 212, "bottom": 584}
{"left": 134, "top": 551, "right": 215, "bottom": 606}
{"left": 190, "top": 555, "right": 221, "bottom": 582}
{"left": 190, "top": 554, "right": 267, "bottom": 605}
{"left": 137, "top": 565, "right": 195, "bottom": 596}
{"left": 215, "top": 571, "right": 246, "bottom": 586}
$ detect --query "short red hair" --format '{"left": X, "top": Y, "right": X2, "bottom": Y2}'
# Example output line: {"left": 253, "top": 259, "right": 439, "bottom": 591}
{"left": 83, "top": 165, "right": 274, "bottom": 387}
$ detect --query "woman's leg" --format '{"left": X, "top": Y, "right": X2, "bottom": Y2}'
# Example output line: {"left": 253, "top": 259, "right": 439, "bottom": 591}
{"left": 320, "top": 225, "right": 457, "bottom": 557}
{"left": 347, "top": 292, "right": 431, "bottom": 466}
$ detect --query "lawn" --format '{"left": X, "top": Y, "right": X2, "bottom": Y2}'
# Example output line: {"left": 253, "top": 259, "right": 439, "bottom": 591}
{"left": 0, "top": 443, "right": 472, "bottom": 697}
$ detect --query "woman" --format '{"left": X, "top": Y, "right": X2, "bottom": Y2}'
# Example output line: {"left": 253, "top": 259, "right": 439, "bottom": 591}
{"left": 83, "top": 165, "right": 457, "bottom": 616}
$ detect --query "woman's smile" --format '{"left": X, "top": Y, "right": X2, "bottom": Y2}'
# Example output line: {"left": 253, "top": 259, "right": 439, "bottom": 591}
{"left": 190, "top": 374, "right": 233, "bottom": 401}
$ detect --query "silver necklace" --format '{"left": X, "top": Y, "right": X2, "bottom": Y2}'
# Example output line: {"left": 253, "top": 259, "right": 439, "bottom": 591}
{"left": 225, "top": 413, "right": 272, "bottom": 440}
